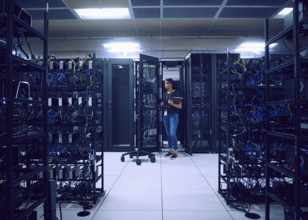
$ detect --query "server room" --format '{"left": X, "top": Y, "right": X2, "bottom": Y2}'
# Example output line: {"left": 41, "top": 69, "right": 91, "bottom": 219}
{"left": 1, "top": 0, "right": 308, "bottom": 219}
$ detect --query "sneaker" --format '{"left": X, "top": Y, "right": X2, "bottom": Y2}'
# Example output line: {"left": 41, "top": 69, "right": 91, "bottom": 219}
{"left": 170, "top": 153, "right": 178, "bottom": 160}
{"left": 165, "top": 151, "right": 173, "bottom": 158}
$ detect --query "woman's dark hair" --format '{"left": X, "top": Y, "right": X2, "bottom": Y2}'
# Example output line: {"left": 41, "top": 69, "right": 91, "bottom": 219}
{"left": 165, "top": 78, "right": 174, "bottom": 86}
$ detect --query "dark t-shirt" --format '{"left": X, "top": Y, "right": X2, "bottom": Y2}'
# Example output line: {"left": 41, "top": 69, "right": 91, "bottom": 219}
{"left": 162, "top": 90, "right": 182, "bottom": 115}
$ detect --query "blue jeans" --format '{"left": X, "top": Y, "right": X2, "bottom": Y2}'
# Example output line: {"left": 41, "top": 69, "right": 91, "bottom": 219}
{"left": 163, "top": 113, "right": 179, "bottom": 151}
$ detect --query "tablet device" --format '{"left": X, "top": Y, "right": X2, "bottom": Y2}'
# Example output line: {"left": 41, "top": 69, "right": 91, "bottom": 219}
{"left": 171, "top": 97, "right": 183, "bottom": 104}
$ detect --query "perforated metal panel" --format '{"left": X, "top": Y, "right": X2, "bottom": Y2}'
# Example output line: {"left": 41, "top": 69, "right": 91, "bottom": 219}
{"left": 131, "top": 0, "right": 160, "bottom": 6}
{"left": 164, "top": 0, "right": 223, "bottom": 6}
{"left": 164, "top": 8, "right": 218, "bottom": 18}
{"left": 133, "top": 8, "right": 160, "bottom": 18}
{"left": 219, "top": 8, "right": 280, "bottom": 18}
{"left": 226, "top": 0, "right": 289, "bottom": 6}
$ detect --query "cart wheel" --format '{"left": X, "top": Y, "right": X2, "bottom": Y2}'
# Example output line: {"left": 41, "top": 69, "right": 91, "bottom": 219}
{"left": 121, "top": 156, "right": 125, "bottom": 162}
{"left": 148, "top": 154, "right": 152, "bottom": 159}
{"left": 129, "top": 154, "right": 134, "bottom": 158}
{"left": 150, "top": 156, "right": 156, "bottom": 163}
{"left": 136, "top": 159, "right": 141, "bottom": 165}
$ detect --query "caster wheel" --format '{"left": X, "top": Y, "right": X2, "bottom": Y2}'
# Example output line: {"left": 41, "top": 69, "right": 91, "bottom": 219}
{"left": 136, "top": 159, "right": 141, "bottom": 165}
{"left": 129, "top": 154, "right": 134, "bottom": 158}
{"left": 150, "top": 156, "right": 156, "bottom": 163}
{"left": 121, "top": 156, "right": 125, "bottom": 162}
{"left": 148, "top": 154, "right": 152, "bottom": 159}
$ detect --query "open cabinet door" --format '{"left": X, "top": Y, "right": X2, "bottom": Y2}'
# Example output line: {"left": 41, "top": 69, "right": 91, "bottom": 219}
{"left": 184, "top": 54, "right": 193, "bottom": 155}
{"left": 137, "top": 54, "right": 161, "bottom": 152}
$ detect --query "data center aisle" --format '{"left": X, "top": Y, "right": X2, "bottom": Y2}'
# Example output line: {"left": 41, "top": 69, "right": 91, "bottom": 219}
{"left": 36, "top": 153, "right": 284, "bottom": 220}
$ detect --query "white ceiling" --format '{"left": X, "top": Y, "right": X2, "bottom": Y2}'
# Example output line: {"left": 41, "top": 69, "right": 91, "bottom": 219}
{"left": 17, "top": 0, "right": 293, "bottom": 59}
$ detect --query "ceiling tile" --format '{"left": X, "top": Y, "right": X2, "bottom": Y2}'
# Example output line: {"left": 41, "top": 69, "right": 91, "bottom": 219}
{"left": 161, "top": 19, "right": 212, "bottom": 36}
{"left": 219, "top": 8, "right": 280, "bottom": 18}
{"left": 164, "top": 0, "right": 223, "bottom": 6}
{"left": 16, "top": 0, "right": 65, "bottom": 8}
{"left": 47, "top": 20, "right": 90, "bottom": 37}
{"left": 133, "top": 8, "right": 160, "bottom": 18}
{"left": 46, "top": 39, "right": 105, "bottom": 58}
{"left": 212, "top": 19, "right": 263, "bottom": 29}
{"left": 64, "top": 0, "right": 129, "bottom": 8}
{"left": 197, "top": 38, "right": 244, "bottom": 51}
{"left": 160, "top": 38, "right": 203, "bottom": 50}
{"left": 207, "top": 28, "right": 261, "bottom": 37}
{"left": 208, "top": 19, "right": 284, "bottom": 37}
{"left": 26, "top": 9, "right": 77, "bottom": 20}
{"left": 226, "top": 0, "right": 289, "bottom": 6}
{"left": 50, "top": 39, "right": 102, "bottom": 51}
{"left": 139, "top": 37, "right": 161, "bottom": 50}
{"left": 164, "top": 8, "right": 218, "bottom": 18}
{"left": 82, "top": 20, "right": 137, "bottom": 37}
{"left": 135, "top": 20, "right": 161, "bottom": 36}
{"left": 131, "top": 0, "right": 160, "bottom": 6}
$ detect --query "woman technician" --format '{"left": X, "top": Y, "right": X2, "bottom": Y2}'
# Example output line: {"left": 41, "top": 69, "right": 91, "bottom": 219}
{"left": 161, "top": 78, "right": 182, "bottom": 160}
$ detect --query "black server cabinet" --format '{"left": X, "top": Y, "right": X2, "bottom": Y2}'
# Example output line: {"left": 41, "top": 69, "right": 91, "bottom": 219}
{"left": 136, "top": 54, "right": 161, "bottom": 152}
{"left": 104, "top": 59, "right": 134, "bottom": 152}
{"left": 184, "top": 53, "right": 215, "bottom": 153}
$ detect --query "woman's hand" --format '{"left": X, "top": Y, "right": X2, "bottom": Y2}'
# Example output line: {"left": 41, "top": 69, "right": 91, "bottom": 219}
{"left": 160, "top": 101, "right": 164, "bottom": 106}
{"left": 168, "top": 99, "right": 182, "bottom": 109}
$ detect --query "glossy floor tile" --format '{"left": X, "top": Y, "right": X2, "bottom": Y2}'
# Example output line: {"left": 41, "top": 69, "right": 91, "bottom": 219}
{"left": 44, "top": 152, "right": 284, "bottom": 220}
{"left": 92, "top": 210, "right": 162, "bottom": 220}
{"left": 101, "top": 189, "right": 162, "bottom": 211}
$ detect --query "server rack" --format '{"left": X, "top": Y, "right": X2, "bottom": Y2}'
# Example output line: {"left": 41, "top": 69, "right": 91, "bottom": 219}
{"left": 104, "top": 59, "right": 134, "bottom": 152}
{"left": 47, "top": 54, "right": 104, "bottom": 204}
{"left": 0, "top": 1, "right": 52, "bottom": 219}
{"left": 265, "top": 1, "right": 308, "bottom": 219}
{"left": 218, "top": 53, "right": 267, "bottom": 217}
{"left": 217, "top": 53, "right": 236, "bottom": 205}
{"left": 184, "top": 53, "right": 214, "bottom": 153}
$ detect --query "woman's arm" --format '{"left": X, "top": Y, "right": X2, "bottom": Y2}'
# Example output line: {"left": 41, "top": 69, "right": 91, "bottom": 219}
{"left": 168, "top": 100, "right": 182, "bottom": 109}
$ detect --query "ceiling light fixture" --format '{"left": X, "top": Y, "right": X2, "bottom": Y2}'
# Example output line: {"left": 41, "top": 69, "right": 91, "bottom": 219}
{"left": 75, "top": 8, "right": 130, "bottom": 19}
{"left": 274, "top": 7, "right": 293, "bottom": 18}
{"left": 103, "top": 42, "right": 141, "bottom": 52}
{"left": 278, "top": 7, "right": 293, "bottom": 16}
{"left": 235, "top": 42, "right": 278, "bottom": 53}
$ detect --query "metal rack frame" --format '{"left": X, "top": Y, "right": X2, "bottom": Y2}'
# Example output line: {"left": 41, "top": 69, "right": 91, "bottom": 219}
{"left": 264, "top": 0, "right": 308, "bottom": 219}
{"left": 0, "top": 0, "right": 51, "bottom": 219}
{"left": 47, "top": 54, "right": 104, "bottom": 205}
{"left": 217, "top": 52, "right": 232, "bottom": 205}
{"left": 218, "top": 53, "right": 266, "bottom": 214}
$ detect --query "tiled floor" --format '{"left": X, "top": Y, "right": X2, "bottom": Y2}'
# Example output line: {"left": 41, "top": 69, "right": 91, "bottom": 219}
{"left": 37, "top": 152, "right": 285, "bottom": 220}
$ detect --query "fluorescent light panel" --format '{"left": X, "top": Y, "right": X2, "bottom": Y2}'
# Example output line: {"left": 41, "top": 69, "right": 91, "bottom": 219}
{"left": 278, "top": 7, "right": 293, "bottom": 16}
{"left": 274, "top": 7, "right": 293, "bottom": 18}
{"left": 75, "top": 8, "right": 130, "bottom": 19}
{"left": 235, "top": 42, "right": 278, "bottom": 53}
{"left": 239, "top": 42, "right": 278, "bottom": 48}
{"left": 103, "top": 42, "right": 140, "bottom": 52}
